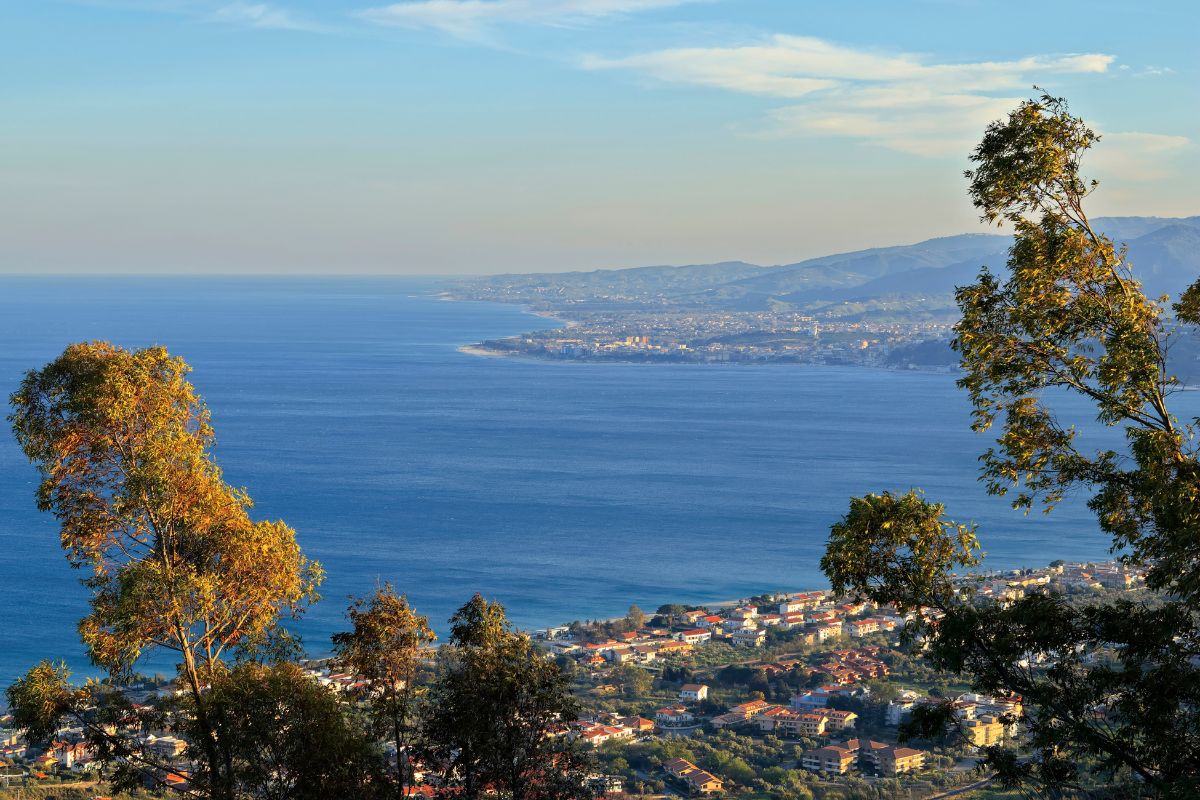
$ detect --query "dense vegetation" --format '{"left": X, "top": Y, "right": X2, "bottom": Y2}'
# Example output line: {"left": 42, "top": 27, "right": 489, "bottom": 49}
{"left": 4, "top": 343, "right": 594, "bottom": 800}
{"left": 4, "top": 94, "right": 1198, "bottom": 800}
{"left": 822, "top": 94, "right": 1200, "bottom": 796}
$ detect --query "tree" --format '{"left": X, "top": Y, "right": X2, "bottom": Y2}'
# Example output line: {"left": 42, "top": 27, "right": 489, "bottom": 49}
{"left": 625, "top": 604, "right": 647, "bottom": 631}
{"left": 655, "top": 603, "right": 688, "bottom": 619}
{"left": 331, "top": 584, "right": 436, "bottom": 798}
{"left": 421, "top": 594, "right": 595, "bottom": 800}
{"left": 821, "top": 94, "right": 1200, "bottom": 797}
{"left": 7, "top": 343, "right": 322, "bottom": 799}
{"left": 6, "top": 660, "right": 188, "bottom": 795}
{"left": 614, "top": 663, "right": 653, "bottom": 697}
{"left": 185, "top": 662, "right": 387, "bottom": 800}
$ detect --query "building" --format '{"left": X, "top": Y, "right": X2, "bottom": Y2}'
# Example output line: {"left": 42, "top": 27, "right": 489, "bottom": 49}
{"left": 681, "top": 767, "right": 724, "bottom": 795}
{"left": 664, "top": 758, "right": 724, "bottom": 794}
{"left": 589, "top": 775, "right": 625, "bottom": 795}
{"left": 655, "top": 706, "right": 695, "bottom": 728}
{"left": 677, "top": 628, "right": 712, "bottom": 645}
{"left": 756, "top": 707, "right": 795, "bottom": 733}
{"left": 797, "top": 712, "right": 829, "bottom": 737}
{"left": 680, "top": 683, "right": 709, "bottom": 702}
{"left": 847, "top": 619, "right": 880, "bottom": 638}
{"left": 878, "top": 746, "right": 926, "bottom": 776}
{"left": 814, "top": 622, "right": 843, "bottom": 642}
{"left": 824, "top": 709, "right": 858, "bottom": 732}
{"left": 732, "top": 628, "right": 766, "bottom": 648}
{"left": 847, "top": 739, "right": 928, "bottom": 776}
{"left": 722, "top": 617, "right": 757, "bottom": 633}
{"left": 146, "top": 735, "right": 187, "bottom": 759}
{"left": 886, "top": 690, "right": 921, "bottom": 726}
{"left": 801, "top": 745, "right": 855, "bottom": 774}
{"left": 963, "top": 716, "right": 1006, "bottom": 748}
{"left": 791, "top": 690, "right": 830, "bottom": 710}
{"left": 577, "top": 725, "right": 627, "bottom": 747}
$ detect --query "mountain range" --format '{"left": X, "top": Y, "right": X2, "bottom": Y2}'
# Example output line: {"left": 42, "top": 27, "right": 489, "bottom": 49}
{"left": 459, "top": 216, "right": 1200, "bottom": 321}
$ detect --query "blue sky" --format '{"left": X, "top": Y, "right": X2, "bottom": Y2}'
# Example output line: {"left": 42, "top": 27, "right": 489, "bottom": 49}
{"left": 2, "top": 0, "right": 1197, "bottom": 274}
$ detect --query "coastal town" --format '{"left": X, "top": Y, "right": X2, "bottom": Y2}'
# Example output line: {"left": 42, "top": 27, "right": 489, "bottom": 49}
{"left": 462, "top": 310, "right": 957, "bottom": 368}
{"left": 0, "top": 558, "right": 1147, "bottom": 799}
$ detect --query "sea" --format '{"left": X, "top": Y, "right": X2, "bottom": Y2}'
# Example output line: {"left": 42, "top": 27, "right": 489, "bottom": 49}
{"left": 0, "top": 276, "right": 1176, "bottom": 686}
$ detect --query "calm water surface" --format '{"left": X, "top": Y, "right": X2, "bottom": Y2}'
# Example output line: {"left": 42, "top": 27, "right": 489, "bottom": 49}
{"left": 0, "top": 277, "right": 1166, "bottom": 684}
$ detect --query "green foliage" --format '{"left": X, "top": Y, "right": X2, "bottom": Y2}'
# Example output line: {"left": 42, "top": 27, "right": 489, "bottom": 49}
{"left": 8, "top": 343, "right": 324, "bottom": 800}
{"left": 822, "top": 93, "right": 1200, "bottom": 797}
{"left": 613, "top": 663, "right": 653, "bottom": 696}
{"left": 5, "top": 662, "right": 75, "bottom": 746}
{"left": 957, "top": 94, "right": 1199, "bottom": 601}
{"left": 625, "top": 604, "right": 647, "bottom": 630}
{"left": 9, "top": 343, "right": 322, "bottom": 679}
{"left": 332, "top": 584, "right": 435, "bottom": 797}
{"left": 822, "top": 491, "right": 980, "bottom": 612}
{"left": 422, "top": 594, "right": 595, "bottom": 800}
{"left": 185, "top": 662, "right": 387, "bottom": 800}
{"left": 6, "top": 662, "right": 188, "bottom": 795}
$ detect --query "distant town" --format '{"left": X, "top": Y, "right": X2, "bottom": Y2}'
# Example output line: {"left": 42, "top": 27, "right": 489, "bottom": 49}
{"left": 446, "top": 218, "right": 1200, "bottom": 372}
{"left": 459, "top": 307, "right": 957, "bottom": 368}
{"left": 1, "top": 558, "right": 1145, "bottom": 798}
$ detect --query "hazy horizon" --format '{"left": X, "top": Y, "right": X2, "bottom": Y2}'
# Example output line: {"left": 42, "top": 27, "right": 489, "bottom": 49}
{"left": 4, "top": 1, "right": 1198, "bottom": 275}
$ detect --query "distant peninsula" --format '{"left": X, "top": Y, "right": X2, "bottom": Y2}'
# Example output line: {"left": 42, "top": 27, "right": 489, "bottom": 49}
{"left": 448, "top": 216, "right": 1200, "bottom": 370}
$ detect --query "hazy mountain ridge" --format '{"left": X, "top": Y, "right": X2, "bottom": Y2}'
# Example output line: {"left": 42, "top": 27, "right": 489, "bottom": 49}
{"left": 456, "top": 217, "right": 1200, "bottom": 318}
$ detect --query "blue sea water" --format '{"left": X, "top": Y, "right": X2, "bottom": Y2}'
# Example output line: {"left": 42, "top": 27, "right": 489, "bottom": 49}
{"left": 0, "top": 276, "right": 1177, "bottom": 686}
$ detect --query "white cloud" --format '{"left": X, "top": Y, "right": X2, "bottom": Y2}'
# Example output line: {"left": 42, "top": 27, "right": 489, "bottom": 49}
{"left": 66, "top": 1, "right": 334, "bottom": 32}
{"left": 584, "top": 35, "right": 1117, "bottom": 156}
{"left": 1088, "top": 131, "right": 1191, "bottom": 181}
{"left": 211, "top": 2, "right": 326, "bottom": 32}
{"left": 358, "top": 0, "right": 701, "bottom": 39}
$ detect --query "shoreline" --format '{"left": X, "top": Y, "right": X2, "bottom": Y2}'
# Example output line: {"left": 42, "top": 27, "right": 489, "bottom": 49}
{"left": 529, "top": 556, "right": 1140, "bottom": 638}
{"left": 455, "top": 340, "right": 959, "bottom": 374}
{"left": 457, "top": 344, "right": 519, "bottom": 359}
{"left": 439, "top": 292, "right": 958, "bottom": 374}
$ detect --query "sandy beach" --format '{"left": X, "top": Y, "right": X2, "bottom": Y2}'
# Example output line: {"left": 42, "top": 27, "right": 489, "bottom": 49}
{"left": 457, "top": 344, "right": 514, "bottom": 358}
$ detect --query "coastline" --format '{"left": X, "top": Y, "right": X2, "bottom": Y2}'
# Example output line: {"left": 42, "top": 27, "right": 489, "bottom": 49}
{"left": 440, "top": 292, "right": 959, "bottom": 373}
{"left": 454, "top": 340, "right": 960, "bottom": 374}
{"left": 528, "top": 556, "right": 1140, "bottom": 638}
{"left": 437, "top": 291, "right": 570, "bottom": 328}
{"left": 457, "top": 344, "right": 518, "bottom": 359}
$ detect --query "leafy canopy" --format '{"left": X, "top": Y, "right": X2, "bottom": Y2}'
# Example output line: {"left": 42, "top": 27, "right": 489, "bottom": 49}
{"left": 822, "top": 94, "right": 1200, "bottom": 797}
{"left": 422, "top": 594, "right": 595, "bottom": 800}
{"left": 332, "top": 584, "right": 436, "bottom": 797}
{"left": 9, "top": 342, "right": 323, "bottom": 678}
{"left": 8, "top": 342, "right": 324, "bottom": 799}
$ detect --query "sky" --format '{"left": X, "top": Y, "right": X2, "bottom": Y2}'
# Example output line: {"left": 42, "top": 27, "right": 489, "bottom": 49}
{"left": 2, "top": 0, "right": 1198, "bottom": 275}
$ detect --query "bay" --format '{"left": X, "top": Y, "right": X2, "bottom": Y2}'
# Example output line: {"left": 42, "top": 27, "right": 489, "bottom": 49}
{"left": 0, "top": 276, "right": 1156, "bottom": 685}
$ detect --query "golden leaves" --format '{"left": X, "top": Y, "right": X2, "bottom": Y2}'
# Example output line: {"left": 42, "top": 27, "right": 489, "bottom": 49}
{"left": 11, "top": 342, "right": 321, "bottom": 678}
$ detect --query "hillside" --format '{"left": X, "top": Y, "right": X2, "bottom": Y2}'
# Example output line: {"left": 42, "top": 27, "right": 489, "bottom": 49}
{"left": 456, "top": 216, "right": 1200, "bottom": 319}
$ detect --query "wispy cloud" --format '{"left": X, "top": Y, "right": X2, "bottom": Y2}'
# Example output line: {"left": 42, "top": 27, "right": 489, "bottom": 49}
{"left": 584, "top": 35, "right": 1117, "bottom": 156}
{"left": 1088, "top": 131, "right": 1191, "bottom": 181}
{"left": 358, "top": 0, "right": 702, "bottom": 39}
{"left": 211, "top": 2, "right": 326, "bottom": 31}
{"left": 64, "top": 0, "right": 334, "bottom": 33}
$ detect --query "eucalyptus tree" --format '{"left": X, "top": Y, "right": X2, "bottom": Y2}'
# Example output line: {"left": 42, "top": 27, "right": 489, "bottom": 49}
{"left": 422, "top": 594, "right": 595, "bottom": 800}
{"left": 7, "top": 342, "right": 323, "bottom": 798}
{"left": 187, "top": 662, "right": 387, "bottom": 800}
{"left": 332, "top": 584, "right": 436, "bottom": 797}
{"left": 822, "top": 95, "right": 1200, "bottom": 796}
